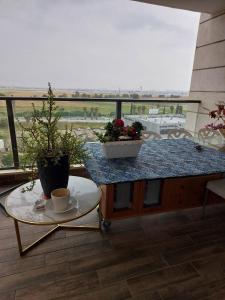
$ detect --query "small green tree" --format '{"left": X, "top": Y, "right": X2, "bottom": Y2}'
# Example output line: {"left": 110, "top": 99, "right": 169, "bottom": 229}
{"left": 19, "top": 83, "right": 88, "bottom": 191}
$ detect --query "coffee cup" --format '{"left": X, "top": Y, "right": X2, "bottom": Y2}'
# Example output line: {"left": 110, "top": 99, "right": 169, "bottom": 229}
{"left": 51, "top": 188, "right": 70, "bottom": 212}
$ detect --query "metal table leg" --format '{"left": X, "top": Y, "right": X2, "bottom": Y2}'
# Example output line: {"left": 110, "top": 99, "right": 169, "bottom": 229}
{"left": 14, "top": 219, "right": 59, "bottom": 256}
{"left": 13, "top": 208, "right": 102, "bottom": 256}
{"left": 202, "top": 189, "right": 209, "bottom": 219}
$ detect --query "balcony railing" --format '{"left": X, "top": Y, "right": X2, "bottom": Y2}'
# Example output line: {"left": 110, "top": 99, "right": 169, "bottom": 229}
{"left": 0, "top": 96, "right": 201, "bottom": 170}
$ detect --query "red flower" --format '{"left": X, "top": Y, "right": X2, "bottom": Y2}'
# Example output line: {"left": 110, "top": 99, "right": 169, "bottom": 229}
{"left": 127, "top": 126, "right": 137, "bottom": 137}
{"left": 209, "top": 110, "right": 217, "bottom": 118}
{"left": 113, "top": 119, "right": 124, "bottom": 127}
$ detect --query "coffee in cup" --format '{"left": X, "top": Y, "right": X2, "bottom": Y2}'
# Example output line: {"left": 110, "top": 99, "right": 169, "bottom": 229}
{"left": 51, "top": 188, "right": 70, "bottom": 212}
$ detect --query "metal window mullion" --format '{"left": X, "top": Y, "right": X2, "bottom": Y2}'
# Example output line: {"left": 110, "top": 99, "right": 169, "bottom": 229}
{"left": 6, "top": 99, "right": 19, "bottom": 168}
{"left": 116, "top": 101, "right": 122, "bottom": 119}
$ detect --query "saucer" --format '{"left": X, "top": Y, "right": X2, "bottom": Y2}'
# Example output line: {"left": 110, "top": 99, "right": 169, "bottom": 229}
{"left": 52, "top": 201, "right": 76, "bottom": 214}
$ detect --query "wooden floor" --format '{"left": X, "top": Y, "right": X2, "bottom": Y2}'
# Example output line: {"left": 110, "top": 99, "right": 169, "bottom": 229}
{"left": 1, "top": 203, "right": 225, "bottom": 300}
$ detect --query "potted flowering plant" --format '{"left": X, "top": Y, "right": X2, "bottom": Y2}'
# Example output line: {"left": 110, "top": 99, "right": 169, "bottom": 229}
{"left": 207, "top": 103, "right": 225, "bottom": 137}
{"left": 95, "top": 119, "right": 144, "bottom": 158}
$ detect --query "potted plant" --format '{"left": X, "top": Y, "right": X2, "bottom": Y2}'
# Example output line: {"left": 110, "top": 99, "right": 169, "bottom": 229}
{"left": 95, "top": 119, "right": 144, "bottom": 158}
{"left": 207, "top": 102, "right": 225, "bottom": 137}
{"left": 19, "top": 83, "right": 88, "bottom": 198}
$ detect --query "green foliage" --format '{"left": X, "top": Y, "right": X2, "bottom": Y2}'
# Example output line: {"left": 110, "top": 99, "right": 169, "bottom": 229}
{"left": 132, "top": 121, "right": 144, "bottom": 134}
{"left": 0, "top": 117, "right": 8, "bottom": 129}
{"left": 1, "top": 152, "right": 13, "bottom": 167}
{"left": 19, "top": 83, "right": 89, "bottom": 192}
{"left": 58, "top": 93, "right": 68, "bottom": 98}
{"left": 94, "top": 132, "right": 107, "bottom": 143}
{"left": 130, "top": 93, "right": 139, "bottom": 99}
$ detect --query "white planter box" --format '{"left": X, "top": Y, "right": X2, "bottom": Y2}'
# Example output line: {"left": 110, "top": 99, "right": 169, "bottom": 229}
{"left": 102, "top": 140, "right": 143, "bottom": 159}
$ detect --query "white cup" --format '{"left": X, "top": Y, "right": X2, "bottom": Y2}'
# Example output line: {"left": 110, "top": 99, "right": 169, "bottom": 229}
{"left": 51, "top": 188, "right": 70, "bottom": 212}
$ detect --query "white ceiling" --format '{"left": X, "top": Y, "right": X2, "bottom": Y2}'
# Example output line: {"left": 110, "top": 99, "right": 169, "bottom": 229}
{"left": 134, "top": 0, "right": 225, "bottom": 14}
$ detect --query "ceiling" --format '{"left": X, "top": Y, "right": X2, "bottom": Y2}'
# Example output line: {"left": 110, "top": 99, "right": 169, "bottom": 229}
{"left": 134, "top": 0, "right": 225, "bottom": 14}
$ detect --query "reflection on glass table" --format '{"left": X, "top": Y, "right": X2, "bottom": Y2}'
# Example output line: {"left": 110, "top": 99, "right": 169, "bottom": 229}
{"left": 5, "top": 176, "right": 102, "bottom": 256}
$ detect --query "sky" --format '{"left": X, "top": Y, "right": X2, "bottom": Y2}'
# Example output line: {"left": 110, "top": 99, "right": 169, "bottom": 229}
{"left": 0, "top": 0, "right": 200, "bottom": 91}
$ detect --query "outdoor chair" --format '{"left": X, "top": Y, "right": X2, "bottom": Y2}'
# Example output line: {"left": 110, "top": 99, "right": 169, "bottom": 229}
{"left": 141, "top": 131, "right": 162, "bottom": 140}
{"left": 198, "top": 128, "right": 222, "bottom": 145}
{"left": 167, "top": 129, "right": 192, "bottom": 139}
{"left": 203, "top": 178, "right": 225, "bottom": 218}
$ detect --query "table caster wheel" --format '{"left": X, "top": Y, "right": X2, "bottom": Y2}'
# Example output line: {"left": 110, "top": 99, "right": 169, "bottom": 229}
{"left": 102, "top": 220, "right": 111, "bottom": 231}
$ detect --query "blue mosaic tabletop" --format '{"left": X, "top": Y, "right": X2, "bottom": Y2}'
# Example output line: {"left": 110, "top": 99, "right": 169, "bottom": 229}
{"left": 84, "top": 139, "right": 225, "bottom": 185}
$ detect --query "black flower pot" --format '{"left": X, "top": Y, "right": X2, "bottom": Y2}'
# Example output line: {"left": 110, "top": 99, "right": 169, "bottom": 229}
{"left": 37, "top": 155, "right": 69, "bottom": 199}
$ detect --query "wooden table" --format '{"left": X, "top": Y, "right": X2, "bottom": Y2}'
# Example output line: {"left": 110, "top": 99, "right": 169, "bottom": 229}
{"left": 85, "top": 139, "right": 225, "bottom": 228}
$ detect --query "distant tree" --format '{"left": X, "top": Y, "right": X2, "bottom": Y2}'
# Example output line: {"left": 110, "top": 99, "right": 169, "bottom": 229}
{"left": 23, "top": 112, "right": 32, "bottom": 123}
{"left": 158, "top": 94, "right": 165, "bottom": 98}
{"left": 90, "top": 107, "right": 94, "bottom": 120}
{"left": 122, "top": 94, "right": 130, "bottom": 98}
{"left": 141, "top": 105, "right": 146, "bottom": 115}
{"left": 143, "top": 94, "right": 152, "bottom": 98}
{"left": 130, "top": 93, "right": 139, "bottom": 100}
{"left": 81, "top": 93, "right": 90, "bottom": 98}
{"left": 58, "top": 93, "right": 67, "bottom": 98}
{"left": 0, "top": 92, "right": 5, "bottom": 96}
{"left": 83, "top": 107, "right": 87, "bottom": 119}
{"left": 170, "top": 105, "right": 174, "bottom": 114}
{"left": 75, "top": 91, "right": 80, "bottom": 97}
{"left": 170, "top": 94, "right": 180, "bottom": 98}
{"left": 175, "top": 105, "right": 181, "bottom": 114}
{"left": 94, "top": 93, "right": 103, "bottom": 98}
{"left": 179, "top": 106, "right": 183, "bottom": 114}
{"left": 0, "top": 118, "right": 8, "bottom": 128}
{"left": 94, "top": 107, "right": 99, "bottom": 119}
{"left": 130, "top": 103, "right": 133, "bottom": 115}
{"left": 2, "top": 152, "right": 13, "bottom": 167}
{"left": 105, "top": 94, "right": 114, "bottom": 98}
{"left": 137, "top": 106, "right": 142, "bottom": 115}
{"left": 42, "top": 94, "right": 47, "bottom": 97}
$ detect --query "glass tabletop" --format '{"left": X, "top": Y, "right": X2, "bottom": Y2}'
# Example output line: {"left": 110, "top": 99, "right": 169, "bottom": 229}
{"left": 5, "top": 176, "right": 101, "bottom": 225}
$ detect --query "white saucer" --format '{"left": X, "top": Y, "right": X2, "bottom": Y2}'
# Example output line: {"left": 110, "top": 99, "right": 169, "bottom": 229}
{"left": 52, "top": 201, "right": 76, "bottom": 214}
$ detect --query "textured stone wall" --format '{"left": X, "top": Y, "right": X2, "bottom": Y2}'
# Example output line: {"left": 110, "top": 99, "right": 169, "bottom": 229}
{"left": 190, "top": 11, "right": 225, "bottom": 131}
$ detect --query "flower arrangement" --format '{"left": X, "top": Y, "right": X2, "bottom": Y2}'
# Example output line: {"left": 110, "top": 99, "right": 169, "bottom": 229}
{"left": 95, "top": 119, "right": 144, "bottom": 143}
{"left": 207, "top": 103, "right": 225, "bottom": 130}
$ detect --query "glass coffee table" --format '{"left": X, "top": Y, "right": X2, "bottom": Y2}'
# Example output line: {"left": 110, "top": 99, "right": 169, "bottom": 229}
{"left": 5, "top": 176, "right": 102, "bottom": 256}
